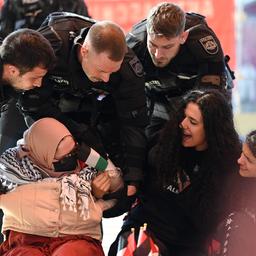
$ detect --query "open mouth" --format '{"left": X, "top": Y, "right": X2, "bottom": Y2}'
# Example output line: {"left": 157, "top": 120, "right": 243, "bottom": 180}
{"left": 183, "top": 133, "right": 192, "bottom": 141}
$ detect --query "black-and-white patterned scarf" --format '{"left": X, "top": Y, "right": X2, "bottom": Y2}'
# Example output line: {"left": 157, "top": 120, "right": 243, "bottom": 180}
{"left": 0, "top": 147, "right": 97, "bottom": 219}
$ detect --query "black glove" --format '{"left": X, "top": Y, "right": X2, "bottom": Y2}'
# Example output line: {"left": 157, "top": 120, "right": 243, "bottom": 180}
{"left": 103, "top": 184, "right": 137, "bottom": 218}
{"left": 103, "top": 183, "right": 128, "bottom": 201}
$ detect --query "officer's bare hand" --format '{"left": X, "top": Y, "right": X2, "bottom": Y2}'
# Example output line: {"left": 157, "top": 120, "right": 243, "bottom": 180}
{"left": 92, "top": 172, "right": 111, "bottom": 199}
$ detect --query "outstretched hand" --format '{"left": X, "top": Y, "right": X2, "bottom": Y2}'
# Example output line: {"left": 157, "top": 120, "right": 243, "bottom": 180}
{"left": 92, "top": 172, "right": 111, "bottom": 199}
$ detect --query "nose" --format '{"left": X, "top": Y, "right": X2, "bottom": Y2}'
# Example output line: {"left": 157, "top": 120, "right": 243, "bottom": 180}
{"left": 100, "top": 73, "right": 110, "bottom": 83}
{"left": 237, "top": 154, "right": 244, "bottom": 165}
{"left": 154, "top": 48, "right": 164, "bottom": 59}
{"left": 180, "top": 118, "right": 187, "bottom": 129}
{"left": 33, "top": 78, "right": 43, "bottom": 87}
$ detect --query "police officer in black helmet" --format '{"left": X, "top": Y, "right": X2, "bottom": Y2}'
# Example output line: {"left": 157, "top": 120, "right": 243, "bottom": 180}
{"left": 126, "top": 2, "right": 234, "bottom": 145}
{"left": 18, "top": 15, "right": 148, "bottom": 213}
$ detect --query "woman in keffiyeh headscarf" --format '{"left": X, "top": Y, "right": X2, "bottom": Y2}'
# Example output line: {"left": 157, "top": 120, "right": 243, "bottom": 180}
{"left": 0, "top": 117, "right": 123, "bottom": 256}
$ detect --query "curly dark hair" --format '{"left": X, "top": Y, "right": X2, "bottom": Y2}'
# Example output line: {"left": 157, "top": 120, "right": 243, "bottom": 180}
{"left": 246, "top": 130, "right": 256, "bottom": 158}
{"left": 154, "top": 88, "right": 241, "bottom": 188}
{"left": 235, "top": 130, "right": 256, "bottom": 210}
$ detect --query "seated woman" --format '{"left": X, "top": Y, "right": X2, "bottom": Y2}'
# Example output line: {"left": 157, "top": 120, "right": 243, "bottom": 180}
{"left": 0, "top": 117, "right": 123, "bottom": 256}
{"left": 217, "top": 130, "right": 256, "bottom": 256}
{"left": 108, "top": 89, "right": 241, "bottom": 256}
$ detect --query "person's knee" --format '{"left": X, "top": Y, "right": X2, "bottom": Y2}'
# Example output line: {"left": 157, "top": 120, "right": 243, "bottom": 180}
{"left": 52, "top": 239, "right": 104, "bottom": 256}
{"left": 3, "top": 246, "right": 45, "bottom": 256}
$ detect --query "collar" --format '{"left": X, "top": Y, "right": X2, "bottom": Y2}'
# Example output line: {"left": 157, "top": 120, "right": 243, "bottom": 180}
{"left": 68, "top": 33, "right": 93, "bottom": 92}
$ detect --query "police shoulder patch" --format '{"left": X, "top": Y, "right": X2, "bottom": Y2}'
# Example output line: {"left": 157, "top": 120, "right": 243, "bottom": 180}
{"left": 129, "top": 56, "right": 144, "bottom": 77}
{"left": 199, "top": 35, "right": 218, "bottom": 55}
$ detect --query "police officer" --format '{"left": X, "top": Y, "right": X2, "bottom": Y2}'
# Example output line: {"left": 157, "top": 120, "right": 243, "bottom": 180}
{"left": 0, "top": 27, "right": 55, "bottom": 153}
{"left": 126, "top": 2, "right": 234, "bottom": 144}
{"left": 18, "top": 16, "right": 148, "bottom": 208}
{"left": 0, "top": 0, "right": 91, "bottom": 155}
{"left": 0, "top": 27, "right": 55, "bottom": 243}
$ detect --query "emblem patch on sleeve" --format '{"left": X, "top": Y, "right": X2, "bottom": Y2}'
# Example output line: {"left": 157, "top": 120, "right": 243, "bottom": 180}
{"left": 129, "top": 56, "right": 144, "bottom": 77}
{"left": 199, "top": 35, "right": 218, "bottom": 55}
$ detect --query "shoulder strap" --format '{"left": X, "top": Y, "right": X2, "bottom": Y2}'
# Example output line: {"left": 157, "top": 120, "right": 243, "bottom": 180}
{"left": 185, "top": 12, "right": 208, "bottom": 31}
{"left": 38, "top": 12, "right": 95, "bottom": 54}
{"left": 126, "top": 19, "right": 147, "bottom": 49}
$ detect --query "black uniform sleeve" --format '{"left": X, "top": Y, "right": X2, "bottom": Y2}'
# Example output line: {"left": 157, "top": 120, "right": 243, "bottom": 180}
{"left": 18, "top": 76, "right": 107, "bottom": 157}
{"left": 112, "top": 48, "right": 149, "bottom": 183}
{"left": 187, "top": 23, "right": 226, "bottom": 81}
{"left": 126, "top": 19, "right": 148, "bottom": 61}
{"left": 18, "top": 79, "right": 70, "bottom": 129}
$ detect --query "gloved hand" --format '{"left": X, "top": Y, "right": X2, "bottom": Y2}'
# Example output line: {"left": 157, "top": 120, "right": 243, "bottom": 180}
{"left": 103, "top": 183, "right": 128, "bottom": 201}
{"left": 103, "top": 184, "right": 137, "bottom": 218}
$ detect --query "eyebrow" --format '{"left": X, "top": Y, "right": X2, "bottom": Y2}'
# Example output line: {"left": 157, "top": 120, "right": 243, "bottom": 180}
{"left": 242, "top": 151, "right": 250, "bottom": 161}
{"left": 242, "top": 151, "right": 256, "bottom": 164}
{"left": 149, "top": 40, "right": 175, "bottom": 48}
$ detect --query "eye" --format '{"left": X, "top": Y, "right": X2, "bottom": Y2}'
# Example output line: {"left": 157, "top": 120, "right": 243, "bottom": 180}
{"left": 163, "top": 45, "right": 173, "bottom": 50}
{"left": 188, "top": 118, "right": 197, "bottom": 125}
{"left": 149, "top": 42, "right": 156, "bottom": 48}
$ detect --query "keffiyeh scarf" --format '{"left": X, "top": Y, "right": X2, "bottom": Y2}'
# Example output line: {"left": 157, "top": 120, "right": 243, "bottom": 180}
{"left": 0, "top": 147, "right": 97, "bottom": 219}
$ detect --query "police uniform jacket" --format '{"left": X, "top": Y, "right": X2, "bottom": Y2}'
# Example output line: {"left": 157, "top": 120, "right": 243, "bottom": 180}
{"left": 19, "top": 23, "right": 148, "bottom": 184}
{"left": 126, "top": 13, "right": 229, "bottom": 121}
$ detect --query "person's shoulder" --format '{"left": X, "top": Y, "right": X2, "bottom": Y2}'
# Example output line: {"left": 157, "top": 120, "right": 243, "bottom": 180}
{"left": 126, "top": 19, "right": 147, "bottom": 50}
{"left": 185, "top": 15, "right": 223, "bottom": 59}
{"left": 120, "top": 47, "right": 144, "bottom": 78}
{"left": 129, "top": 19, "right": 147, "bottom": 35}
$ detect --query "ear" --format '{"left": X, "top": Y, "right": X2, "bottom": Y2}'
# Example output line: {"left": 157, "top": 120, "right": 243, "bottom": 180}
{"left": 7, "top": 64, "right": 20, "bottom": 75}
{"left": 180, "top": 30, "right": 189, "bottom": 44}
{"left": 80, "top": 42, "right": 89, "bottom": 58}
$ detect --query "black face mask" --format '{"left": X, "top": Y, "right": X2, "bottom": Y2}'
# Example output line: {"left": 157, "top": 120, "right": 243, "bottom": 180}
{"left": 53, "top": 154, "right": 78, "bottom": 172}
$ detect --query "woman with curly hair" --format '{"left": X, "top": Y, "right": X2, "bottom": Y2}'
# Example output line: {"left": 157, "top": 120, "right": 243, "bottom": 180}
{"left": 108, "top": 89, "right": 241, "bottom": 256}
